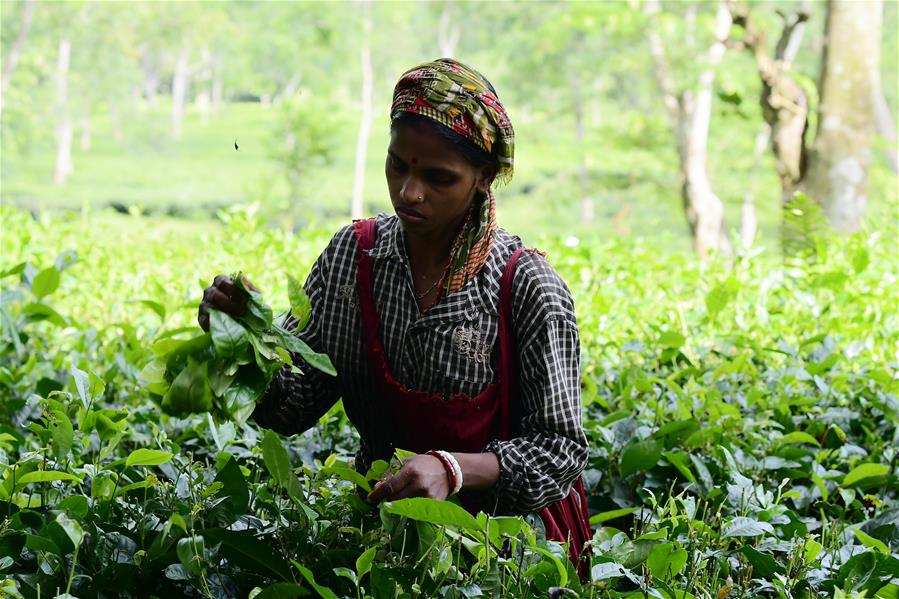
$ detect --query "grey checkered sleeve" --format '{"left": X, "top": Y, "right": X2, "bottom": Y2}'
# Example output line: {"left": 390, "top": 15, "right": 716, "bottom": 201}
{"left": 251, "top": 253, "right": 341, "bottom": 436}
{"left": 483, "top": 253, "right": 587, "bottom": 515}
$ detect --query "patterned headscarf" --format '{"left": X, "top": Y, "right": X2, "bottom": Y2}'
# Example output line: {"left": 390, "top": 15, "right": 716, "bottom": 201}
{"left": 390, "top": 58, "right": 515, "bottom": 297}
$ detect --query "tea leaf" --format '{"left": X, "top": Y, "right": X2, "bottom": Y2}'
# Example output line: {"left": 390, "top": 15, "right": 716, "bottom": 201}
{"left": 262, "top": 429, "right": 292, "bottom": 485}
{"left": 16, "top": 471, "right": 82, "bottom": 486}
{"left": 851, "top": 528, "right": 889, "bottom": 554}
{"left": 741, "top": 545, "right": 784, "bottom": 578}
{"left": 589, "top": 507, "right": 639, "bottom": 525}
{"left": 620, "top": 439, "right": 663, "bottom": 476}
{"left": 31, "top": 267, "right": 60, "bottom": 298}
{"left": 659, "top": 331, "right": 685, "bottom": 349}
{"left": 210, "top": 309, "right": 249, "bottom": 359}
{"left": 842, "top": 463, "right": 889, "bottom": 488}
{"left": 163, "top": 359, "right": 213, "bottom": 415}
{"left": 723, "top": 517, "right": 775, "bottom": 537}
{"left": 320, "top": 464, "right": 371, "bottom": 493}
{"left": 56, "top": 513, "right": 85, "bottom": 548}
{"left": 287, "top": 274, "right": 311, "bottom": 330}
{"left": 356, "top": 546, "right": 377, "bottom": 579}
{"left": 776, "top": 431, "right": 820, "bottom": 447}
{"left": 125, "top": 448, "right": 174, "bottom": 467}
{"left": 382, "top": 497, "right": 480, "bottom": 534}
{"left": 292, "top": 562, "right": 338, "bottom": 599}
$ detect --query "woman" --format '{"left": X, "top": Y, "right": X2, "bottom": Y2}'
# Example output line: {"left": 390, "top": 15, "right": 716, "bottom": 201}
{"left": 199, "top": 59, "right": 591, "bottom": 573}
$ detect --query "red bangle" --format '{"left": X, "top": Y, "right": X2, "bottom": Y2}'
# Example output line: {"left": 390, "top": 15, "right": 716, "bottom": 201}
{"left": 427, "top": 450, "right": 457, "bottom": 493}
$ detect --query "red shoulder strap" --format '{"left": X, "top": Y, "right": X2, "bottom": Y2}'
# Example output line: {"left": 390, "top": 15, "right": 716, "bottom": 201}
{"left": 352, "top": 218, "right": 377, "bottom": 251}
{"left": 352, "top": 218, "right": 380, "bottom": 369}
{"left": 500, "top": 249, "right": 528, "bottom": 315}
{"left": 495, "top": 247, "right": 535, "bottom": 439}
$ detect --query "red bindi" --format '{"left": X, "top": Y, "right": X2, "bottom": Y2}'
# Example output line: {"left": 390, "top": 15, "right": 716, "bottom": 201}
{"left": 411, "top": 157, "right": 418, "bottom": 165}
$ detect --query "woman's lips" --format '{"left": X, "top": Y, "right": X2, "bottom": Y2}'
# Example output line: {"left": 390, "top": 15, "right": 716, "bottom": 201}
{"left": 396, "top": 207, "right": 426, "bottom": 222}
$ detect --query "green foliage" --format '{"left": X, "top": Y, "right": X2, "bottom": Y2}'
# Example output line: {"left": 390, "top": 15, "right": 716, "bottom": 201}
{"left": 0, "top": 205, "right": 897, "bottom": 598}
{"left": 142, "top": 272, "right": 334, "bottom": 423}
{"left": 270, "top": 93, "right": 343, "bottom": 205}
{"left": 3, "top": 1, "right": 895, "bottom": 246}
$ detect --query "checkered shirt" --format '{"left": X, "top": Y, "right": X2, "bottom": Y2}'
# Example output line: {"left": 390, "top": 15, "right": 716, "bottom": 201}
{"left": 253, "top": 213, "right": 587, "bottom": 515}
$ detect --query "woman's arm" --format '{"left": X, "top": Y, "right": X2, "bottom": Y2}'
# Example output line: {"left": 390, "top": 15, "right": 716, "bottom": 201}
{"left": 366, "top": 451, "right": 499, "bottom": 503}
{"left": 252, "top": 246, "right": 341, "bottom": 436}
{"left": 482, "top": 252, "right": 587, "bottom": 515}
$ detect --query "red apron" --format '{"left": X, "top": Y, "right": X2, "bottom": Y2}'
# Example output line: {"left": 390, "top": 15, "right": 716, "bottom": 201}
{"left": 353, "top": 219, "right": 592, "bottom": 578}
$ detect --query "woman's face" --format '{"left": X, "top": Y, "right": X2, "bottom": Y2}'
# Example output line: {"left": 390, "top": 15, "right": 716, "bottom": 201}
{"left": 385, "top": 122, "right": 493, "bottom": 238}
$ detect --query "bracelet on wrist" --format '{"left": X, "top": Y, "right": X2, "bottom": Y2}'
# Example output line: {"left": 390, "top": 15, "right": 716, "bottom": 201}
{"left": 427, "top": 450, "right": 463, "bottom": 495}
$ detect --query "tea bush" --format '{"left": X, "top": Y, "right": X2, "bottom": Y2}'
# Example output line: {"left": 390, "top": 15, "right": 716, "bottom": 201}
{"left": 1, "top": 205, "right": 897, "bottom": 598}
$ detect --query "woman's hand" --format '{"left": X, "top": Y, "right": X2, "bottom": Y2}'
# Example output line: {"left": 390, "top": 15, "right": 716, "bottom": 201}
{"left": 367, "top": 454, "right": 450, "bottom": 503}
{"left": 198, "top": 274, "right": 255, "bottom": 331}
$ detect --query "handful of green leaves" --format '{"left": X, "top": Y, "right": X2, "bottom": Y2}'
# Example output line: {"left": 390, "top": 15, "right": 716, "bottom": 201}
{"left": 141, "top": 274, "right": 335, "bottom": 423}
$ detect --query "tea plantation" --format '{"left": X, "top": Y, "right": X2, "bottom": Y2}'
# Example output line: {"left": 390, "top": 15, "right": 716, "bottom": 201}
{"left": 1, "top": 205, "right": 897, "bottom": 598}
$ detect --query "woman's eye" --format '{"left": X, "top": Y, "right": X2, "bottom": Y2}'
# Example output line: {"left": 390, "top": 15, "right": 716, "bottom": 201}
{"left": 388, "top": 157, "right": 406, "bottom": 172}
{"left": 429, "top": 175, "right": 455, "bottom": 186}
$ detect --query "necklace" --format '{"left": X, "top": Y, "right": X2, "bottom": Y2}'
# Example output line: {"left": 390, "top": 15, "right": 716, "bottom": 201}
{"left": 414, "top": 273, "right": 444, "bottom": 301}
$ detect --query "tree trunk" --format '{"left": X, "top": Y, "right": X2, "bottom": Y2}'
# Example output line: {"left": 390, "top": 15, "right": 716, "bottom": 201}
{"left": 110, "top": 101, "right": 124, "bottom": 142}
{"left": 141, "top": 48, "right": 159, "bottom": 104}
{"left": 0, "top": 0, "right": 36, "bottom": 117}
{"left": 570, "top": 72, "right": 593, "bottom": 224}
{"left": 196, "top": 46, "right": 212, "bottom": 124}
{"left": 197, "top": 90, "right": 210, "bottom": 126}
{"left": 682, "top": 142, "right": 732, "bottom": 258}
{"left": 686, "top": 3, "right": 733, "bottom": 257}
{"left": 211, "top": 55, "right": 224, "bottom": 117}
{"left": 873, "top": 84, "right": 898, "bottom": 173}
{"left": 53, "top": 36, "right": 73, "bottom": 185}
{"left": 740, "top": 125, "right": 770, "bottom": 248}
{"left": 589, "top": 78, "right": 602, "bottom": 128}
{"left": 646, "top": 0, "right": 732, "bottom": 259}
{"left": 79, "top": 113, "right": 91, "bottom": 151}
{"left": 171, "top": 47, "right": 190, "bottom": 139}
{"left": 613, "top": 202, "right": 631, "bottom": 237}
{"left": 731, "top": 3, "right": 811, "bottom": 204}
{"left": 275, "top": 70, "right": 302, "bottom": 105}
{"left": 738, "top": 0, "right": 807, "bottom": 249}
{"left": 438, "top": 5, "right": 460, "bottom": 58}
{"left": 351, "top": 3, "right": 373, "bottom": 220}
{"left": 802, "top": 0, "right": 882, "bottom": 231}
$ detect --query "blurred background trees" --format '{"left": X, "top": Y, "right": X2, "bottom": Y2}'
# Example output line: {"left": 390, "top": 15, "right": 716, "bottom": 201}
{"left": 1, "top": 0, "right": 895, "bottom": 256}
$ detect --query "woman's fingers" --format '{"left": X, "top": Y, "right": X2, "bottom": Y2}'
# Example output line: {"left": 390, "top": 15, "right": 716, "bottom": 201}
{"left": 366, "top": 454, "right": 452, "bottom": 503}
{"left": 206, "top": 286, "right": 245, "bottom": 316}
{"left": 213, "top": 274, "right": 242, "bottom": 300}
{"left": 366, "top": 480, "right": 392, "bottom": 503}
{"left": 214, "top": 273, "right": 258, "bottom": 296}
{"left": 388, "top": 479, "right": 425, "bottom": 501}
{"left": 367, "top": 467, "right": 414, "bottom": 503}
{"left": 198, "top": 306, "right": 210, "bottom": 331}
{"left": 198, "top": 275, "right": 249, "bottom": 331}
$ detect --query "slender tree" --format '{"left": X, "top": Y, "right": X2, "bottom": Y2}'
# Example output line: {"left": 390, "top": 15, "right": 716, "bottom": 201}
{"left": 53, "top": 34, "right": 73, "bottom": 185}
{"left": 0, "top": 0, "right": 36, "bottom": 117}
{"left": 350, "top": 0, "right": 373, "bottom": 221}
{"left": 437, "top": 3, "right": 460, "bottom": 58}
{"left": 646, "top": 0, "right": 734, "bottom": 258}
{"left": 731, "top": 0, "right": 884, "bottom": 232}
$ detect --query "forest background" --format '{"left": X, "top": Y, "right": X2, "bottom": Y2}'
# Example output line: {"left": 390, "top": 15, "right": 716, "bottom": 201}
{"left": 1, "top": 1, "right": 899, "bottom": 597}
{"left": 1, "top": 0, "right": 896, "bottom": 251}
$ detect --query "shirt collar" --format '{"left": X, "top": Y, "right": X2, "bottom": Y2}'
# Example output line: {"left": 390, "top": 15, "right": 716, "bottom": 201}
{"left": 411, "top": 235, "right": 511, "bottom": 327}
{"left": 365, "top": 213, "right": 406, "bottom": 262}
{"left": 366, "top": 216, "right": 518, "bottom": 323}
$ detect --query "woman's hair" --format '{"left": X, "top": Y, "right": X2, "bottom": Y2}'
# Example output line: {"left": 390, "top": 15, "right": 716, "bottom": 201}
{"left": 391, "top": 111, "right": 499, "bottom": 175}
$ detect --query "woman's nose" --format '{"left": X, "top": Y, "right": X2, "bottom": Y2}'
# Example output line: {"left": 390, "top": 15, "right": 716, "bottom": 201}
{"left": 401, "top": 179, "right": 425, "bottom": 204}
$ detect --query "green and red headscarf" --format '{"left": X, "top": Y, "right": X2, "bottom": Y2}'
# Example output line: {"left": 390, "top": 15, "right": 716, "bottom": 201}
{"left": 391, "top": 58, "right": 515, "bottom": 297}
